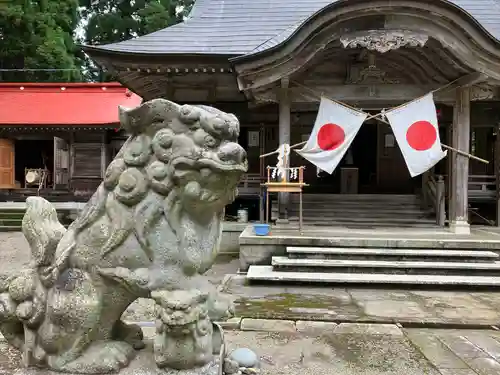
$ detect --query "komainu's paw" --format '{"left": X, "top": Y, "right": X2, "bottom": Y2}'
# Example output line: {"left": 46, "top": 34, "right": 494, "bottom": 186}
{"left": 50, "top": 341, "right": 135, "bottom": 374}
{"left": 208, "top": 292, "right": 235, "bottom": 322}
{"left": 112, "top": 320, "right": 145, "bottom": 350}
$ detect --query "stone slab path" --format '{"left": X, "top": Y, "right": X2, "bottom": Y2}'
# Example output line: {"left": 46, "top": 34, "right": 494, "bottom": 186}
{"left": 3, "top": 231, "right": 500, "bottom": 326}
{"left": 3, "top": 327, "right": 500, "bottom": 374}
{"left": 223, "top": 275, "right": 500, "bottom": 327}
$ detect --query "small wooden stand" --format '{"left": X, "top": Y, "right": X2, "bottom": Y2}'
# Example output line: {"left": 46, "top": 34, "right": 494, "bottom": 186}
{"left": 262, "top": 165, "right": 308, "bottom": 233}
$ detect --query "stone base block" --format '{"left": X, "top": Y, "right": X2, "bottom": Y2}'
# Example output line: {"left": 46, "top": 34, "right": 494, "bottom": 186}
{"left": 239, "top": 244, "right": 284, "bottom": 272}
{"left": 449, "top": 220, "right": 470, "bottom": 235}
{"left": 11, "top": 345, "right": 222, "bottom": 375}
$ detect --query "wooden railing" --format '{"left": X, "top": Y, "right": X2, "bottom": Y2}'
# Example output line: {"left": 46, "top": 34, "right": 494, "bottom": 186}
{"left": 423, "top": 173, "right": 497, "bottom": 226}
{"left": 468, "top": 174, "right": 496, "bottom": 202}
{"left": 237, "top": 173, "right": 263, "bottom": 196}
{"left": 422, "top": 171, "right": 446, "bottom": 226}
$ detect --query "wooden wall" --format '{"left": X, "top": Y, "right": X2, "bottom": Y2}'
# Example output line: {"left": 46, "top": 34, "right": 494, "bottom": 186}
{"left": 70, "top": 132, "right": 107, "bottom": 197}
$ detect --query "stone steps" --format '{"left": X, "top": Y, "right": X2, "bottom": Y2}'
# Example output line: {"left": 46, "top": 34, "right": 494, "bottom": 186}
{"left": 276, "top": 194, "right": 432, "bottom": 227}
{"left": 288, "top": 207, "right": 429, "bottom": 215}
{"left": 0, "top": 207, "right": 76, "bottom": 232}
{"left": 286, "top": 247, "right": 499, "bottom": 262}
{"left": 246, "top": 244, "right": 500, "bottom": 286}
{"left": 0, "top": 225, "right": 23, "bottom": 232}
{"left": 246, "top": 266, "right": 500, "bottom": 286}
{"left": 288, "top": 216, "right": 435, "bottom": 224}
{"left": 271, "top": 256, "right": 500, "bottom": 276}
{"left": 283, "top": 222, "right": 438, "bottom": 228}
{"left": 290, "top": 201, "right": 421, "bottom": 211}
{"left": 289, "top": 194, "right": 420, "bottom": 201}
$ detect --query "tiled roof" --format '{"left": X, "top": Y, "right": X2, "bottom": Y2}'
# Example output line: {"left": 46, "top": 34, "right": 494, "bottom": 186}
{"left": 87, "top": 0, "right": 500, "bottom": 56}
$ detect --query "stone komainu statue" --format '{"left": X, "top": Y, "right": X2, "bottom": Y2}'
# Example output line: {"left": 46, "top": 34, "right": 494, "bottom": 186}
{"left": 0, "top": 99, "right": 247, "bottom": 373}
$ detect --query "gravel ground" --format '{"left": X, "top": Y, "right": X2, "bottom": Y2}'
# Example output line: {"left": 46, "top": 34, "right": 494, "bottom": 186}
{"left": 0, "top": 330, "right": 445, "bottom": 375}
{"left": 0, "top": 232, "right": 239, "bottom": 322}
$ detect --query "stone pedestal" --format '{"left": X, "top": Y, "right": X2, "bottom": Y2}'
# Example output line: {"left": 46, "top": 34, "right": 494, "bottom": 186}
{"left": 449, "top": 220, "right": 471, "bottom": 235}
{"left": 11, "top": 345, "right": 223, "bottom": 375}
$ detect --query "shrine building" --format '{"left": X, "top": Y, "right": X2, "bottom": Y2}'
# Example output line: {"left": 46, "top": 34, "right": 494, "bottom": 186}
{"left": 83, "top": 0, "right": 500, "bottom": 234}
{"left": 0, "top": 83, "right": 142, "bottom": 202}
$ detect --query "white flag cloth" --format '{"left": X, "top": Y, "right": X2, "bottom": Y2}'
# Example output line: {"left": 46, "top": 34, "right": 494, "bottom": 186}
{"left": 384, "top": 93, "right": 447, "bottom": 177}
{"left": 296, "top": 97, "right": 367, "bottom": 174}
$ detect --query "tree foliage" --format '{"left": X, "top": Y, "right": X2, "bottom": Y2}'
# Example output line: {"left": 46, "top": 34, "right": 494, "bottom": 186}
{"left": 80, "top": 0, "right": 193, "bottom": 81}
{"left": 0, "top": 0, "right": 83, "bottom": 82}
{"left": 0, "top": 0, "right": 194, "bottom": 82}
{"left": 82, "top": 0, "right": 193, "bottom": 50}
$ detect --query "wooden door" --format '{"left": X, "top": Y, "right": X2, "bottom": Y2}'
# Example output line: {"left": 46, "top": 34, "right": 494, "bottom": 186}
{"left": 0, "top": 139, "right": 14, "bottom": 189}
{"left": 377, "top": 123, "right": 413, "bottom": 193}
{"left": 53, "top": 137, "right": 69, "bottom": 189}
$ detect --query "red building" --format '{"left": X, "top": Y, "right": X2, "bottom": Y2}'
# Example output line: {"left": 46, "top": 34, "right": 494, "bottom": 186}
{"left": 0, "top": 83, "right": 142, "bottom": 201}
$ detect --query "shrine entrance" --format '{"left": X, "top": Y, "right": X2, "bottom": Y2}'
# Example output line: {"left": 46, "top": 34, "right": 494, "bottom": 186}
{"left": 304, "top": 119, "right": 415, "bottom": 195}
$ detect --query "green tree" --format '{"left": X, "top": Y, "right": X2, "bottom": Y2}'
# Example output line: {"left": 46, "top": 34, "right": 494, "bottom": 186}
{"left": 0, "top": 0, "right": 83, "bottom": 82}
{"left": 81, "top": 0, "right": 193, "bottom": 81}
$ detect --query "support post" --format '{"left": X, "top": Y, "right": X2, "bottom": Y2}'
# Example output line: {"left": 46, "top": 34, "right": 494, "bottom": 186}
{"left": 421, "top": 171, "right": 429, "bottom": 209}
{"left": 447, "top": 123, "right": 454, "bottom": 222}
{"left": 277, "top": 78, "right": 291, "bottom": 223}
{"left": 449, "top": 87, "right": 471, "bottom": 235}
{"left": 436, "top": 175, "right": 446, "bottom": 227}
{"left": 495, "top": 126, "right": 500, "bottom": 226}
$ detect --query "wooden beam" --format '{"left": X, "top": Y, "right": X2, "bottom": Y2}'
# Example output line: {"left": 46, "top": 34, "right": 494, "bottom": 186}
{"left": 287, "top": 84, "right": 453, "bottom": 103}
{"left": 252, "top": 82, "right": 499, "bottom": 104}
{"left": 438, "top": 72, "right": 489, "bottom": 94}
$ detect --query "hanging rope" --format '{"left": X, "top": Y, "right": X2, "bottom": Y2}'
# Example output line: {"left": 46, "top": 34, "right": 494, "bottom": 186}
{"left": 290, "top": 80, "right": 489, "bottom": 165}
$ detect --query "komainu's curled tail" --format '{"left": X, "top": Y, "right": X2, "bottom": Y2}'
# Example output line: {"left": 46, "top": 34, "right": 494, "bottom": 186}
{"left": 22, "top": 197, "right": 67, "bottom": 269}
{"left": 0, "top": 197, "right": 68, "bottom": 366}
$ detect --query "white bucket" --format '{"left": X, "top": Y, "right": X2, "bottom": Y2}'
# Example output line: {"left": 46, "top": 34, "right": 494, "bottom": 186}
{"left": 237, "top": 209, "right": 248, "bottom": 223}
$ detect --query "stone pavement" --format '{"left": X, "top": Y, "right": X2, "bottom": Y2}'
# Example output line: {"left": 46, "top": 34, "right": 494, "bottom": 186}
{"left": 4, "top": 233, "right": 500, "bottom": 373}
{"left": 3, "top": 326, "right": 500, "bottom": 374}
{"left": 3, "top": 230, "right": 500, "bottom": 326}
{"left": 222, "top": 275, "right": 500, "bottom": 327}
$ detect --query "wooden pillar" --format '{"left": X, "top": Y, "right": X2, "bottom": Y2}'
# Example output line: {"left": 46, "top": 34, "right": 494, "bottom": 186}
{"left": 278, "top": 78, "right": 291, "bottom": 222}
{"left": 100, "top": 132, "right": 108, "bottom": 178}
{"left": 447, "top": 124, "right": 454, "bottom": 221}
{"left": 449, "top": 87, "right": 471, "bottom": 235}
{"left": 495, "top": 126, "right": 500, "bottom": 226}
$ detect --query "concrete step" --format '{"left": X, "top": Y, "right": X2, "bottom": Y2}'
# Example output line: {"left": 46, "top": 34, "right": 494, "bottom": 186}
{"left": 290, "top": 194, "right": 420, "bottom": 201}
{"left": 288, "top": 200, "right": 423, "bottom": 207}
{"left": 278, "top": 221, "right": 438, "bottom": 229}
{"left": 0, "top": 226, "right": 21, "bottom": 232}
{"left": 271, "top": 256, "right": 500, "bottom": 276}
{"left": 246, "top": 266, "right": 500, "bottom": 286}
{"left": 286, "top": 247, "right": 499, "bottom": 262}
{"left": 0, "top": 219, "right": 22, "bottom": 226}
{"left": 288, "top": 213, "right": 433, "bottom": 220}
{"left": 288, "top": 204, "right": 431, "bottom": 215}
{"left": 288, "top": 216, "right": 436, "bottom": 224}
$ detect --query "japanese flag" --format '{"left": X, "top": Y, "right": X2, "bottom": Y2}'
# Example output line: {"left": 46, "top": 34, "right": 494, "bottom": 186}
{"left": 384, "top": 93, "right": 447, "bottom": 177}
{"left": 296, "top": 97, "right": 367, "bottom": 174}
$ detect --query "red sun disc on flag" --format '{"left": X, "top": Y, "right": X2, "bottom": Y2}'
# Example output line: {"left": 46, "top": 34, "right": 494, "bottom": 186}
{"left": 406, "top": 120, "right": 437, "bottom": 151}
{"left": 317, "top": 123, "right": 345, "bottom": 151}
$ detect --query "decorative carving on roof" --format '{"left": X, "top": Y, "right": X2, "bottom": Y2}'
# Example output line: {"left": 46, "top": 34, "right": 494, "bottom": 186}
{"left": 340, "top": 30, "right": 429, "bottom": 54}
{"left": 470, "top": 84, "right": 496, "bottom": 101}
{"left": 346, "top": 64, "right": 400, "bottom": 85}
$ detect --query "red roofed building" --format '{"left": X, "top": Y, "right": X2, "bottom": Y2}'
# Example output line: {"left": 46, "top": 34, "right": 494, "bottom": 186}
{"left": 0, "top": 83, "right": 142, "bottom": 201}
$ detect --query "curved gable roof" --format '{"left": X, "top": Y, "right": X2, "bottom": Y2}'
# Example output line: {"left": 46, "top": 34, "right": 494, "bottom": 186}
{"left": 84, "top": 0, "right": 500, "bottom": 56}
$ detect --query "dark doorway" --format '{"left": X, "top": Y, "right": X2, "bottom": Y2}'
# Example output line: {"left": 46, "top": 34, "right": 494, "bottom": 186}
{"left": 351, "top": 122, "right": 377, "bottom": 192}
{"left": 14, "top": 139, "right": 54, "bottom": 188}
{"left": 310, "top": 122, "right": 378, "bottom": 193}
